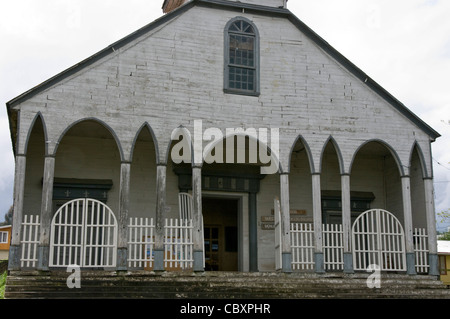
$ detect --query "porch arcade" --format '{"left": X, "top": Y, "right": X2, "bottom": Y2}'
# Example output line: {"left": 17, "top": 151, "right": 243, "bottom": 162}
{"left": 8, "top": 116, "right": 438, "bottom": 275}
{"left": 6, "top": 0, "right": 440, "bottom": 278}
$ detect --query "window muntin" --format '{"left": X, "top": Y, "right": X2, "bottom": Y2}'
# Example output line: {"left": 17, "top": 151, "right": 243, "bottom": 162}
{"left": 225, "top": 18, "right": 259, "bottom": 95}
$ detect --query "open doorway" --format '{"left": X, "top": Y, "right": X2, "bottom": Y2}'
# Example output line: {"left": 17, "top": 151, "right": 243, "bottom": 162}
{"left": 202, "top": 197, "right": 239, "bottom": 271}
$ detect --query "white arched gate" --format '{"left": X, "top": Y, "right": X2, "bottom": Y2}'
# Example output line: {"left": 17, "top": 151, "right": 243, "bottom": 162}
{"left": 49, "top": 198, "right": 117, "bottom": 268}
{"left": 352, "top": 209, "right": 406, "bottom": 272}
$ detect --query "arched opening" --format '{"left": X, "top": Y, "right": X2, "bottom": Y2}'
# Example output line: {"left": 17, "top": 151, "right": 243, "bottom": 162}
{"left": 410, "top": 144, "right": 427, "bottom": 229}
{"left": 288, "top": 136, "right": 314, "bottom": 271}
{"left": 169, "top": 131, "right": 280, "bottom": 272}
{"left": 200, "top": 134, "right": 277, "bottom": 272}
{"left": 23, "top": 115, "right": 46, "bottom": 215}
{"left": 288, "top": 136, "right": 313, "bottom": 225}
{"left": 350, "top": 140, "right": 403, "bottom": 223}
{"left": 53, "top": 119, "right": 121, "bottom": 215}
{"left": 129, "top": 124, "right": 158, "bottom": 219}
{"left": 320, "top": 139, "right": 343, "bottom": 225}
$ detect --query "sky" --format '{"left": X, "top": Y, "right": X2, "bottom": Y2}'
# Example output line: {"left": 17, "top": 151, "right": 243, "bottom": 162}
{"left": 0, "top": 0, "right": 449, "bottom": 231}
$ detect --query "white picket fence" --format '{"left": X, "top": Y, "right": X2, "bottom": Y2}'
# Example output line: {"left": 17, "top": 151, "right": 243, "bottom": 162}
{"left": 414, "top": 227, "right": 429, "bottom": 274}
{"left": 164, "top": 218, "right": 194, "bottom": 270}
{"left": 48, "top": 198, "right": 117, "bottom": 268}
{"left": 127, "top": 217, "right": 194, "bottom": 270}
{"left": 291, "top": 223, "right": 344, "bottom": 271}
{"left": 19, "top": 214, "right": 429, "bottom": 273}
{"left": 290, "top": 222, "right": 429, "bottom": 273}
{"left": 127, "top": 217, "right": 155, "bottom": 269}
{"left": 20, "top": 215, "right": 40, "bottom": 268}
{"left": 291, "top": 223, "right": 315, "bottom": 271}
{"left": 323, "top": 223, "right": 344, "bottom": 271}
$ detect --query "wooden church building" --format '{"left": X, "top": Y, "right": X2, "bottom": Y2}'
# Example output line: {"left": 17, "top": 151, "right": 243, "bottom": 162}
{"left": 6, "top": 0, "right": 441, "bottom": 278}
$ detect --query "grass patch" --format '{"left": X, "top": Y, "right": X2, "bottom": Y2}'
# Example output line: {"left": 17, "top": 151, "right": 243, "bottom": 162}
{"left": 0, "top": 260, "right": 7, "bottom": 299}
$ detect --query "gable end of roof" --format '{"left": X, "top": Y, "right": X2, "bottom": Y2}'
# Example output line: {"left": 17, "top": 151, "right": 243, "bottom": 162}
{"left": 5, "top": 0, "right": 440, "bottom": 141}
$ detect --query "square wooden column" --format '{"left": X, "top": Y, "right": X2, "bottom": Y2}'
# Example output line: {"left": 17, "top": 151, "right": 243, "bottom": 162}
{"left": 341, "top": 174, "right": 353, "bottom": 273}
{"left": 280, "top": 173, "right": 292, "bottom": 272}
{"left": 117, "top": 162, "right": 131, "bottom": 271}
{"left": 401, "top": 176, "right": 416, "bottom": 275}
{"left": 153, "top": 164, "right": 167, "bottom": 271}
{"left": 424, "top": 177, "right": 439, "bottom": 276}
{"left": 312, "top": 173, "right": 324, "bottom": 273}
{"left": 192, "top": 166, "right": 204, "bottom": 271}
{"left": 37, "top": 156, "right": 55, "bottom": 271}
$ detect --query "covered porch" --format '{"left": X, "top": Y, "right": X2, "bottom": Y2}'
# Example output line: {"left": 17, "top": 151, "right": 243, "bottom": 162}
{"left": 8, "top": 118, "right": 439, "bottom": 276}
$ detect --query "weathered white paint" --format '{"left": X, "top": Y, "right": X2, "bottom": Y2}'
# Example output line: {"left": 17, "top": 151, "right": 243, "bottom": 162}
{"left": 155, "top": 165, "right": 167, "bottom": 251}
{"left": 191, "top": 167, "right": 202, "bottom": 251}
{"left": 424, "top": 178, "right": 437, "bottom": 255}
{"left": 280, "top": 174, "right": 290, "bottom": 254}
{"left": 39, "top": 156, "right": 55, "bottom": 246}
{"left": 312, "top": 174, "right": 322, "bottom": 257}
{"left": 118, "top": 162, "right": 131, "bottom": 249}
{"left": 401, "top": 176, "right": 414, "bottom": 254}
{"left": 341, "top": 174, "right": 351, "bottom": 253}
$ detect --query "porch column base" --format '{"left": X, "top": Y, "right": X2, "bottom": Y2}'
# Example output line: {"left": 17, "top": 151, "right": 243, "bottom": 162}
{"left": 8, "top": 245, "right": 21, "bottom": 271}
{"left": 428, "top": 253, "right": 439, "bottom": 276}
{"left": 116, "top": 248, "right": 128, "bottom": 271}
{"left": 406, "top": 252, "right": 417, "bottom": 275}
{"left": 153, "top": 249, "right": 165, "bottom": 271}
{"left": 314, "top": 252, "right": 325, "bottom": 273}
{"left": 343, "top": 253, "right": 354, "bottom": 273}
{"left": 282, "top": 252, "right": 292, "bottom": 273}
{"left": 37, "top": 246, "right": 49, "bottom": 271}
{"left": 193, "top": 250, "right": 204, "bottom": 272}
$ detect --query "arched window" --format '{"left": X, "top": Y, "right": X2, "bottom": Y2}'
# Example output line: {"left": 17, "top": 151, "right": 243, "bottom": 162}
{"left": 224, "top": 17, "right": 260, "bottom": 96}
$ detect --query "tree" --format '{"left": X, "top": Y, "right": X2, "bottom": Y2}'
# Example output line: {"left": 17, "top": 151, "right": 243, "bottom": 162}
{"left": 441, "top": 232, "right": 450, "bottom": 241}
{"left": 438, "top": 208, "right": 450, "bottom": 224}
{"left": 2, "top": 206, "right": 13, "bottom": 226}
{"left": 438, "top": 208, "right": 450, "bottom": 241}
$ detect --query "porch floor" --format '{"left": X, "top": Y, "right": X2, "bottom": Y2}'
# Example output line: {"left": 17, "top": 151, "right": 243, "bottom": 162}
{"left": 4, "top": 270, "right": 450, "bottom": 299}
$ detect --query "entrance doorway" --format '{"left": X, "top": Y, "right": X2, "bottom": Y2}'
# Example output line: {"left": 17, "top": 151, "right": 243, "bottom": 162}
{"left": 202, "top": 197, "right": 239, "bottom": 271}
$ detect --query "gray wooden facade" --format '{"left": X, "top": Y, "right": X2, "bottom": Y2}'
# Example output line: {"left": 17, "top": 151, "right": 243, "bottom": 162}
{"left": 6, "top": 0, "right": 440, "bottom": 274}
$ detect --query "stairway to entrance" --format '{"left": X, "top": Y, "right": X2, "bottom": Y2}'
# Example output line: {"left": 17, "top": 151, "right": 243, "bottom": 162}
{"left": 4, "top": 271, "right": 450, "bottom": 299}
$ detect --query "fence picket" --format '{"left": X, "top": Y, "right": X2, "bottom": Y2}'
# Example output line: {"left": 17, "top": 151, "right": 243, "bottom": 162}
{"left": 127, "top": 217, "right": 193, "bottom": 270}
{"left": 127, "top": 217, "right": 155, "bottom": 269}
{"left": 290, "top": 223, "right": 315, "bottom": 271}
{"left": 20, "top": 215, "right": 40, "bottom": 268}
{"left": 413, "top": 228, "right": 429, "bottom": 273}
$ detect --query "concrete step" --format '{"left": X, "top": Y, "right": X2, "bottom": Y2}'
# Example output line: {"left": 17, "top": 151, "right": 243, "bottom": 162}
{"left": 5, "top": 271, "right": 450, "bottom": 299}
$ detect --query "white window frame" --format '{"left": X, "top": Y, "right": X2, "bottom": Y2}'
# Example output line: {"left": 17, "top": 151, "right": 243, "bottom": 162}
{"left": 0, "top": 231, "right": 9, "bottom": 244}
